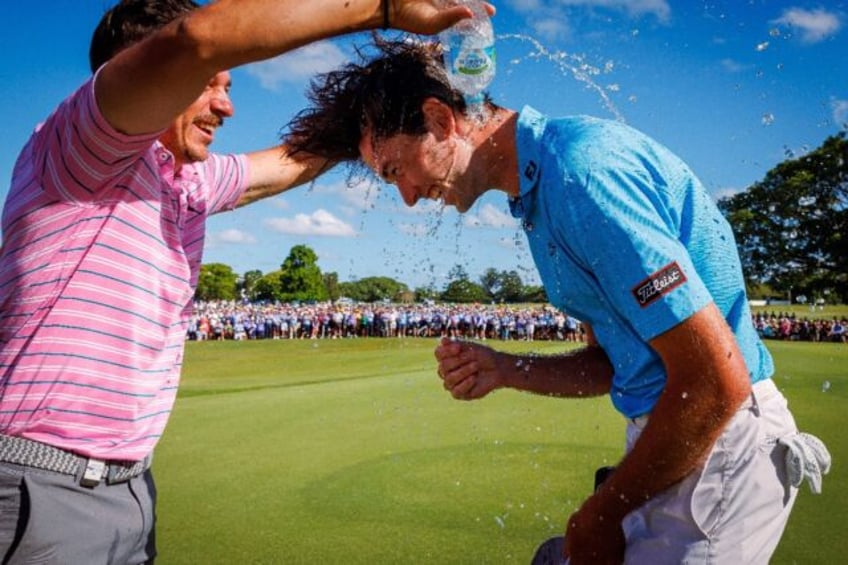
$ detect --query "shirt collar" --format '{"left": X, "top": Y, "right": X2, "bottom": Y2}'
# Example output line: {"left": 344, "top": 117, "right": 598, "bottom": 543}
{"left": 508, "top": 105, "right": 547, "bottom": 219}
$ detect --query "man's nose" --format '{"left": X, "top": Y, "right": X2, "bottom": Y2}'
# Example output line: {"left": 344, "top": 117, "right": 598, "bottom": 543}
{"left": 211, "top": 91, "right": 234, "bottom": 118}
{"left": 396, "top": 181, "right": 419, "bottom": 207}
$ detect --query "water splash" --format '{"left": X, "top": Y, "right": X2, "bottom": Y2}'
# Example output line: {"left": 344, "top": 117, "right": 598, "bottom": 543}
{"left": 499, "top": 34, "right": 624, "bottom": 122}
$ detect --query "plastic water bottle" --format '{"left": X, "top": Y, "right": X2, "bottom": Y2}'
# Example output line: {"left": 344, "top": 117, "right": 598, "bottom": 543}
{"left": 438, "top": 1, "right": 496, "bottom": 112}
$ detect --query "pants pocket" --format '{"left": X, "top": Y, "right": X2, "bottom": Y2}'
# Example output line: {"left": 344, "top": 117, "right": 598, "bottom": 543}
{"left": 0, "top": 466, "right": 28, "bottom": 562}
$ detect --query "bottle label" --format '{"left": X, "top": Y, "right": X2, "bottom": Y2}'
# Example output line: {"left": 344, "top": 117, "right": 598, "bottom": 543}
{"left": 454, "top": 45, "right": 495, "bottom": 76}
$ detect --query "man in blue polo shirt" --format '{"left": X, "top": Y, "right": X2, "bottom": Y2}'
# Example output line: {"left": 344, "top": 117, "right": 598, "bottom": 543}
{"left": 284, "top": 39, "right": 830, "bottom": 564}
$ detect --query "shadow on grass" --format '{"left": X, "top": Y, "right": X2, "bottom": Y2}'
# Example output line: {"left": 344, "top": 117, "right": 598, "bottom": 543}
{"left": 178, "top": 368, "right": 427, "bottom": 398}
{"left": 297, "top": 441, "right": 616, "bottom": 535}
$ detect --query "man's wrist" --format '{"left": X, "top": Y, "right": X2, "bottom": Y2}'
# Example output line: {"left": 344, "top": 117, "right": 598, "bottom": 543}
{"left": 591, "top": 479, "right": 645, "bottom": 525}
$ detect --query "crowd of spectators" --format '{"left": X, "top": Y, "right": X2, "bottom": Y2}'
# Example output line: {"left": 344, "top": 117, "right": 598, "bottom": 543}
{"left": 186, "top": 301, "right": 846, "bottom": 345}
{"left": 753, "top": 311, "right": 846, "bottom": 343}
{"left": 187, "top": 300, "right": 586, "bottom": 342}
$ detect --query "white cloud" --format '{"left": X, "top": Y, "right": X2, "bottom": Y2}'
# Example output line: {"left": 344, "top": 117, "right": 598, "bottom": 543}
{"left": 720, "top": 58, "right": 752, "bottom": 74}
{"left": 263, "top": 209, "right": 356, "bottom": 237}
{"left": 463, "top": 203, "right": 519, "bottom": 229}
{"left": 772, "top": 8, "right": 842, "bottom": 44}
{"left": 308, "top": 178, "right": 382, "bottom": 211}
{"left": 532, "top": 17, "right": 572, "bottom": 42}
{"left": 832, "top": 98, "right": 848, "bottom": 127}
{"left": 245, "top": 41, "right": 347, "bottom": 90}
{"left": 208, "top": 229, "right": 257, "bottom": 245}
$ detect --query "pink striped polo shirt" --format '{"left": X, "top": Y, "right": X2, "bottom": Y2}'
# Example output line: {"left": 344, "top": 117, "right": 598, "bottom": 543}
{"left": 0, "top": 76, "right": 248, "bottom": 461}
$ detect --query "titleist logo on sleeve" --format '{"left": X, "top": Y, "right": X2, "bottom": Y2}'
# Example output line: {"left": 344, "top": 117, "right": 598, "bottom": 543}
{"left": 632, "top": 262, "right": 687, "bottom": 307}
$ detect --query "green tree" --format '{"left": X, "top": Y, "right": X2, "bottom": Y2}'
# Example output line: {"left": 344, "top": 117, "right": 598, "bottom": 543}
{"left": 414, "top": 284, "right": 439, "bottom": 303}
{"left": 196, "top": 263, "right": 238, "bottom": 301}
{"left": 323, "top": 272, "right": 341, "bottom": 302}
{"left": 252, "top": 271, "right": 283, "bottom": 302}
{"left": 279, "top": 245, "right": 328, "bottom": 302}
{"left": 718, "top": 132, "right": 847, "bottom": 302}
{"left": 497, "top": 270, "right": 525, "bottom": 303}
{"left": 441, "top": 279, "right": 488, "bottom": 303}
{"left": 521, "top": 284, "right": 548, "bottom": 303}
{"left": 438, "top": 263, "right": 486, "bottom": 302}
{"left": 477, "top": 269, "right": 526, "bottom": 303}
{"left": 479, "top": 268, "right": 500, "bottom": 301}
{"left": 338, "top": 276, "right": 408, "bottom": 302}
{"left": 239, "top": 269, "right": 263, "bottom": 301}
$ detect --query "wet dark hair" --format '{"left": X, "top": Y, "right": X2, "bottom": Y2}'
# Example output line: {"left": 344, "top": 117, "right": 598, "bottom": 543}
{"left": 89, "top": 0, "right": 199, "bottom": 72}
{"left": 284, "top": 36, "right": 492, "bottom": 165}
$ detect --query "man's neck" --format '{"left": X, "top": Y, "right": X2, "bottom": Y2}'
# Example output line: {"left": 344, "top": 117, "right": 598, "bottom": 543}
{"left": 466, "top": 107, "right": 520, "bottom": 198}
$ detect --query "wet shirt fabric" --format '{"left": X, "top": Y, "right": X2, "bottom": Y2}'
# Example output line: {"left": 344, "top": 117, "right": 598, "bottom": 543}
{"left": 0, "top": 73, "right": 248, "bottom": 460}
{"left": 509, "top": 106, "right": 772, "bottom": 418}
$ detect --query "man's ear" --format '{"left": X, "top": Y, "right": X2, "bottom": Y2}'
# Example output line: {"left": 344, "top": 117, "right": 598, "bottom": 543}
{"left": 422, "top": 97, "right": 455, "bottom": 141}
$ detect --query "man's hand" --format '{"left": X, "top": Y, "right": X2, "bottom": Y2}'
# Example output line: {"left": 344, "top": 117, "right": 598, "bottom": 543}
{"left": 434, "top": 337, "right": 503, "bottom": 400}
{"left": 563, "top": 495, "right": 625, "bottom": 565}
{"left": 390, "top": 1, "right": 496, "bottom": 36}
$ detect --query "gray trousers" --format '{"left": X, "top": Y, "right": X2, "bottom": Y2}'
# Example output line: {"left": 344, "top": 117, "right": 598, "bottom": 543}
{"left": 0, "top": 462, "right": 156, "bottom": 565}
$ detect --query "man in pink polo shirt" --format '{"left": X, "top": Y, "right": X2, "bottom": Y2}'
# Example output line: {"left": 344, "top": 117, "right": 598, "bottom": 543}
{"left": 0, "top": 1, "right": 480, "bottom": 562}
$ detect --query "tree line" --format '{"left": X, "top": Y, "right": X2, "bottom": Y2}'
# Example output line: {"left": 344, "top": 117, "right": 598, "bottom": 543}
{"left": 198, "top": 131, "right": 847, "bottom": 305}
{"left": 196, "top": 245, "right": 547, "bottom": 304}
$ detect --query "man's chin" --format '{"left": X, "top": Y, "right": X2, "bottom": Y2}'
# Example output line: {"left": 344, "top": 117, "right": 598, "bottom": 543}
{"left": 185, "top": 147, "right": 210, "bottom": 163}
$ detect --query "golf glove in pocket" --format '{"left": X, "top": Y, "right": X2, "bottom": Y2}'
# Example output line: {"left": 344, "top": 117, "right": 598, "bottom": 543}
{"left": 777, "top": 431, "right": 831, "bottom": 494}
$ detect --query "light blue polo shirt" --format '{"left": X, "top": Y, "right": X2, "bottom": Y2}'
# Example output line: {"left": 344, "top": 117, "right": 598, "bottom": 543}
{"left": 509, "top": 106, "right": 773, "bottom": 418}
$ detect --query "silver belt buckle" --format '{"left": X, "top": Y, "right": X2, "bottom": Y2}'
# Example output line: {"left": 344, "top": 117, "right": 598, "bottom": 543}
{"left": 80, "top": 458, "right": 106, "bottom": 487}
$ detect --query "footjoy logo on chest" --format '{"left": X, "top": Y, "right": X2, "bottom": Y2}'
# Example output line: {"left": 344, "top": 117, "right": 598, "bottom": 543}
{"left": 632, "top": 262, "right": 687, "bottom": 307}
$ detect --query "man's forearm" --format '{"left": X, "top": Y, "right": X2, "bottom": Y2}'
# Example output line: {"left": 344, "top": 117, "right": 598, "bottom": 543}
{"left": 238, "top": 149, "right": 334, "bottom": 207}
{"left": 500, "top": 345, "right": 614, "bottom": 398}
{"left": 186, "top": 0, "right": 385, "bottom": 73}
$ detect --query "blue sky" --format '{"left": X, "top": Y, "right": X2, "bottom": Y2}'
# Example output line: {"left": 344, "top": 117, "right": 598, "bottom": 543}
{"left": 1, "top": 1, "right": 846, "bottom": 290}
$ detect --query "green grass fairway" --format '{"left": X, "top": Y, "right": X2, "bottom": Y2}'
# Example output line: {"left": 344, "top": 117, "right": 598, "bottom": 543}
{"left": 154, "top": 339, "right": 846, "bottom": 564}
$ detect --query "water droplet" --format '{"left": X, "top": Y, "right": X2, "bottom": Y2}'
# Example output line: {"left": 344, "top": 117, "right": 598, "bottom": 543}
{"left": 761, "top": 113, "right": 775, "bottom": 126}
{"left": 756, "top": 41, "right": 769, "bottom": 52}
